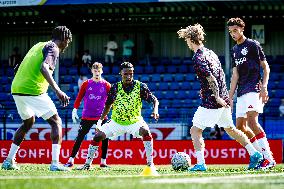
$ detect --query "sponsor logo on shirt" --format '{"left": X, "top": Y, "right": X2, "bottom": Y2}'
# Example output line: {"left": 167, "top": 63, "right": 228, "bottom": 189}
{"left": 89, "top": 94, "right": 102, "bottom": 100}
{"left": 235, "top": 57, "right": 247, "bottom": 66}
{"left": 88, "top": 87, "right": 92, "bottom": 91}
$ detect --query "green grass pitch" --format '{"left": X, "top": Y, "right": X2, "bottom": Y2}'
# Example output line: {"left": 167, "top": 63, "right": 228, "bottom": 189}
{"left": 1, "top": 164, "right": 284, "bottom": 189}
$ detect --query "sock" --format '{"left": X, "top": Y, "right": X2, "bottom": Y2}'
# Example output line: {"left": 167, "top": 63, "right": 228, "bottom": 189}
{"left": 256, "top": 132, "right": 274, "bottom": 162}
{"left": 250, "top": 136, "right": 262, "bottom": 152}
{"left": 101, "top": 158, "right": 106, "bottom": 165}
{"left": 143, "top": 135, "right": 153, "bottom": 166}
{"left": 52, "top": 144, "right": 61, "bottom": 165}
{"left": 85, "top": 144, "right": 99, "bottom": 165}
{"left": 196, "top": 150, "right": 205, "bottom": 165}
{"left": 68, "top": 157, "right": 74, "bottom": 163}
{"left": 7, "top": 143, "right": 20, "bottom": 160}
{"left": 245, "top": 143, "right": 257, "bottom": 156}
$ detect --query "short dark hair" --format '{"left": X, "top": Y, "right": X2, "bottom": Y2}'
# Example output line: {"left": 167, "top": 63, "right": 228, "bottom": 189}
{"left": 227, "top": 17, "right": 245, "bottom": 28}
{"left": 52, "top": 26, "right": 72, "bottom": 42}
{"left": 120, "top": 62, "right": 134, "bottom": 71}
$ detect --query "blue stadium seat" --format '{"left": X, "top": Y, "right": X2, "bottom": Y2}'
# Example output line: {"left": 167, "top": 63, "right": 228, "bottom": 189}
{"left": 180, "top": 82, "right": 191, "bottom": 90}
{"left": 151, "top": 74, "right": 161, "bottom": 82}
{"left": 185, "top": 74, "right": 195, "bottom": 81}
{"left": 175, "top": 74, "right": 184, "bottom": 82}
{"left": 166, "top": 65, "right": 177, "bottom": 73}
{"left": 176, "top": 91, "right": 188, "bottom": 99}
{"left": 6, "top": 68, "right": 14, "bottom": 76}
{"left": 80, "top": 67, "right": 90, "bottom": 75}
{"left": 157, "top": 83, "right": 168, "bottom": 91}
{"left": 63, "top": 76, "right": 73, "bottom": 84}
{"left": 135, "top": 66, "right": 143, "bottom": 74}
{"left": 160, "top": 57, "right": 171, "bottom": 65}
{"left": 59, "top": 67, "right": 68, "bottom": 75}
{"left": 140, "top": 76, "right": 150, "bottom": 83}
{"left": 177, "top": 65, "right": 188, "bottom": 73}
{"left": 112, "top": 66, "right": 120, "bottom": 74}
{"left": 183, "top": 57, "right": 193, "bottom": 65}
{"left": 156, "top": 65, "right": 166, "bottom": 73}
{"left": 171, "top": 57, "right": 182, "bottom": 65}
{"left": 163, "top": 74, "right": 173, "bottom": 82}
{"left": 103, "top": 66, "right": 110, "bottom": 74}
{"left": 169, "top": 83, "right": 180, "bottom": 90}
{"left": 147, "top": 83, "right": 156, "bottom": 91}
{"left": 164, "top": 91, "right": 175, "bottom": 99}
{"left": 192, "top": 82, "right": 200, "bottom": 90}
{"left": 145, "top": 66, "right": 154, "bottom": 74}
{"left": 69, "top": 67, "right": 77, "bottom": 75}
{"left": 1, "top": 76, "right": 9, "bottom": 84}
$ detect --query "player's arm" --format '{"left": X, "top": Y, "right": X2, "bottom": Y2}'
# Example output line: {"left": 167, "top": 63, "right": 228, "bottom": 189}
{"left": 229, "top": 67, "right": 239, "bottom": 98}
{"left": 206, "top": 74, "right": 229, "bottom": 108}
{"left": 40, "top": 44, "right": 69, "bottom": 107}
{"left": 260, "top": 60, "right": 270, "bottom": 103}
{"left": 98, "top": 83, "right": 117, "bottom": 121}
{"left": 140, "top": 82, "right": 159, "bottom": 120}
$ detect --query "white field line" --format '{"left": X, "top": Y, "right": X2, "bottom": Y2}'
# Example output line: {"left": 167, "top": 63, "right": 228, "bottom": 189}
{"left": 142, "top": 172, "right": 284, "bottom": 184}
{"left": 0, "top": 172, "right": 283, "bottom": 181}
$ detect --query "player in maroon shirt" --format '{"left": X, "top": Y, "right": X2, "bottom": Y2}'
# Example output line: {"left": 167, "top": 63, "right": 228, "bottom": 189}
{"left": 228, "top": 17, "right": 275, "bottom": 169}
{"left": 178, "top": 23, "right": 263, "bottom": 171}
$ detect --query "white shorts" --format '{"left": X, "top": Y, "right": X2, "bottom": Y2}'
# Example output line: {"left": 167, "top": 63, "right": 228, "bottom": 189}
{"left": 192, "top": 106, "right": 234, "bottom": 130}
{"left": 236, "top": 92, "right": 264, "bottom": 118}
{"left": 13, "top": 93, "right": 57, "bottom": 120}
{"left": 98, "top": 118, "right": 150, "bottom": 139}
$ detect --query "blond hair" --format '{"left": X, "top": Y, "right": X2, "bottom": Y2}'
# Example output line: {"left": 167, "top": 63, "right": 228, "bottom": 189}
{"left": 177, "top": 23, "right": 205, "bottom": 45}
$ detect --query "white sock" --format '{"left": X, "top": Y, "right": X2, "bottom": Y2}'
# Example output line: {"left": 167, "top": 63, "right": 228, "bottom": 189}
{"left": 52, "top": 144, "right": 61, "bottom": 165}
{"left": 251, "top": 140, "right": 262, "bottom": 152}
{"left": 143, "top": 140, "right": 153, "bottom": 166}
{"left": 101, "top": 158, "right": 106, "bottom": 165}
{"left": 7, "top": 143, "right": 20, "bottom": 160}
{"left": 257, "top": 138, "right": 274, "bottom": 162}
{"left": 245, "top": 143, "right": 257, "bottom": 156}
{"left": 85, "top": 145, "right": 98, "bottom": 165}
{"left": 196, "top": 150, "right": 205, "bottom": 165}
{"left": 68, "top": 157, "right": 74, "bottom": 163}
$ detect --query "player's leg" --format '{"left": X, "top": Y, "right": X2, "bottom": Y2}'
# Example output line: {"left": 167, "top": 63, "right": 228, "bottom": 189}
{"left": 218, "top": 108, "right": 263, "bottom": 170}
{"left": 236, "top": 94, "right": 262, "bottom": 152}
{"left": 77, "top": 120, "right": 113, "bottom": 170}
{"left": 135, "top": 121, "right": 159, "bottom": 176}
{"left": 46, "top": 114, "right": 68, "bottom": 171}
{"left": 2, "top": 95, "right": 36, "bottom": 170}
{"left": 247, "top": 111, "right": 275, "bottom": 169}
{"left": 2, "top": 117, "right": 35, "bottom": 170}
{"left": 65, "top": 120, "right": 94, "bottom": 167}
{"left": 189, "top": 107, "right": 219, "bottom": 171}
{"left": 100, "top": 120, "right": 110, "bottom": 167}
{"left": 100, "top": 138, "right": 109, "bottom": 167}
{"left": 189, "top": 126, "right": 207, "bottom": 171}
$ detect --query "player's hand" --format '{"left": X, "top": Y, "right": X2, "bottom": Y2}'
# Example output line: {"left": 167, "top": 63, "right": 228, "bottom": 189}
{"left": 96, "top": 119, "right": 103, "bottom": 131}
{"left": 56, "top": 90, "right": 70, "bottom": 107}
{"left": 72, "top": 108, "right": 79, "bottom": 124}
{"left": 260, "top": 87, "right": 269, "bottom": 104}
{"left": 151, "top": 112, "right": 159, "bottom": 121}
{"left": 216, "top": 97, "right": 230, "bottom": 108}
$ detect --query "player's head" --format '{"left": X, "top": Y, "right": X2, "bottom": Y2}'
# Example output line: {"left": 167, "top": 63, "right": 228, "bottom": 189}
{"left": 52, "top": 26, "right": 72, "bottom": 52}
{"left": 91, "top": 62, "right": 103, "bottom": 79}
{"left": 227, "top": 17, "right": 245, "bottom": 42}
{"left": 177, "top": 23, "right": 205, "bottom": 50}
{"left": 120, "top": 62, "right": 134, "bottom": 85}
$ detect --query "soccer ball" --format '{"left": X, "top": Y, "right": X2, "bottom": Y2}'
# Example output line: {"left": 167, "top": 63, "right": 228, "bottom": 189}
{"left": 171, "top": 152, "right": 191, "bottom": 171}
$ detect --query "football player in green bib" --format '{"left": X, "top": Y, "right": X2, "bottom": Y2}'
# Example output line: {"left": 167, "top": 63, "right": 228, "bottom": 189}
{"left": 2, "top": 26, "right": 72, "bottom": 171}
{"left": 77, "top": 62, "right": 160, "bottom": 176}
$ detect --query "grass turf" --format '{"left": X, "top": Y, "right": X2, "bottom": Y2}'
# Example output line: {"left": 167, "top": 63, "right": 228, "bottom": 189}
{"left": 1, "top": 164, "right": 284, "bottom": 189}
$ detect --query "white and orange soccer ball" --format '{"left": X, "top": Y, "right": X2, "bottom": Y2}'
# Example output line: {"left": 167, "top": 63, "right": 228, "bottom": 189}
{"left": 171, "top": 152, "right": 191, "bottom": 171}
